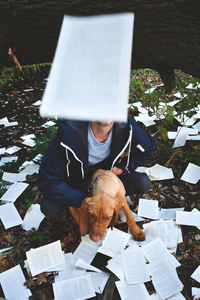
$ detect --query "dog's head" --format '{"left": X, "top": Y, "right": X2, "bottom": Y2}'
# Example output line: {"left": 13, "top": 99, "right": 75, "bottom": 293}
{"left": 79, "top": 193, "right": 122, "bottom": 242}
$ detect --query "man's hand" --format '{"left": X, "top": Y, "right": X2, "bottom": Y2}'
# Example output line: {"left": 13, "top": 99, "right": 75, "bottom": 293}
{"left": 111, "top": 167, "right": 123, "bottom": 175}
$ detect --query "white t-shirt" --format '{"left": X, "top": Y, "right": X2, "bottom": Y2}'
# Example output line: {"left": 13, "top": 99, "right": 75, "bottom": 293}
{"left": 88, "top": 123, "right": 113, "bottom": 166}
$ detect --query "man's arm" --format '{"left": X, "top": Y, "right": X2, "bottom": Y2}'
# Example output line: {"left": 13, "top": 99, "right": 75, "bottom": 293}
{"left": 38, "top": 130, "right": 86, "bottom": 208}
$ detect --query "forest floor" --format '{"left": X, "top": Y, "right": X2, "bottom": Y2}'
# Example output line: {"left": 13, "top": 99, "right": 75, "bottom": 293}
{"left": 0, "top": 65, "right": 200, "bottom": 300}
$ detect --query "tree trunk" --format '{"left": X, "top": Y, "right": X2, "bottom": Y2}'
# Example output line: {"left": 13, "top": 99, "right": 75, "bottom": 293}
{"left": 0, "top": 0, "right": 200, "bottom": 90}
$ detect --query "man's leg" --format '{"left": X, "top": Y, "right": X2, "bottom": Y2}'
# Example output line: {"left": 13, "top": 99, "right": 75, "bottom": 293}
{"left": 119, "top": 171, "right": 151, "bottom": 195}
{"left": 40, "top": 198, "right": 66, "bottom": 217}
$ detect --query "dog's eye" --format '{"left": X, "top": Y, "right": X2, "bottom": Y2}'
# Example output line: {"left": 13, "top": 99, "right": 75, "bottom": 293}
{"left": 103, "top": 216, "right": 111, "bottom": 221}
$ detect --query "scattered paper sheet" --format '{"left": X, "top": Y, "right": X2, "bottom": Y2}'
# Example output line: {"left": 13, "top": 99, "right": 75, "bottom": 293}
{"left": 0, "top": 246, "right": 14, "bottom": 254}
{"left": 122, "top": 244, "right": 150, "bottom": 284}
{"left": 55, "top": 253, "right": 77, "bottom": 282}
{"left": 24, "top": 88, "right": 34, "bottom": 92}
{"left": 137, "top": 198, "right": 159, "bottom": 219}
{"left": 143, "top": 220, "right": 182, "bottom": 249}
{"left": 168, "top": 99, "right": 180, "bottom": 106}
{"left": 32, "top": 153, "right": 43, "bottom": 163}
{"left": 173, "top": 92, "right": 187, "bottom": 99}
{"left": 0, "top": 265, "right": 32, "bottom": 300}
{"left": 0, "top": 156, "right": 18, "bottom": 164}
{"left": 20, "top": 133, "right": 36, "bottom": 140}
{"left": 0, "top": 182, "right": 29, "bottom": 202}
{"left": 193, "top": 121, "right": 200, "bottom": 132}
{"left": 41, "top": 120, "right": 56, "bottom": 128}
{"left": 22, "top": 204, "right": 45, "bottom": 231}
{"left": 0, "top": 117, "right": 18, "bottom": 127}
{"left": 176, "top": 210, "right": 200, "bottom": 227}
{"left": 135, "top": 114, "right": 156, "bottom": 127}
{"left": 191, "top": 265, "right": 200, "bottom": 283}
{"left": 40, "top": 13, "right": 134, "bottom": 122}
{"left": 53, "top": 274, "right": 96, "bottom": 300}
{"left": 5, "top": 146, "right": 21, "bottom": 155}
{"left": 158, "top": 207, "right": 185, "bottom": 219}
{"left": 0, "top": 203, "right": 23, "bottom": 229}
{"left": 106, "top": 253, "right": 124, "bottom": 280}
{"left": 0, "top": 147, "right": 6, "bottom": 155}
{"left": 116, "top": 281, "right": 150, "bottom": 300}
{"left": 26, "top": 240, "right": 65, "bottom": 276}
{"left": 75, "top": 258, "right": 101, "bottom": 273}
{"left": 192, "top": 287, "right": 200, "bottom": 299}
{"left": 89, "top": 271, "right": 110, "bottom": 294}
{"left": 172, "top": 132, "right": 188, "bottom": 148}
{"left": 146, "top": 164, "right": 174, "bottom": 181}
{"left": 32, "top": 100, "right": 42, "bottom": 106}
{"left": 98, "top": 228, "right": 131, "bottom": 257}
{"left": 20, "top": 163, "right": 40, "bottom": 175}
{"left": 145, "top": 84, "right": 164, "bottom": 94}
{"left": 73, "top": 239, "right": 99, "bottom": 268}
{"left": 142, "top": 239, "right": 183, "bottom": 299}
{"left": 180, "top": 163, "right": 200, "bottom": 184}
{"left": 22, "top": 139, "right": 36, "bottom": 147}
{"left": 2, "top": 172, "right": 27, "bottom": 183}
{"left": 186, "top": 82, "right": 200, "bottom": 89}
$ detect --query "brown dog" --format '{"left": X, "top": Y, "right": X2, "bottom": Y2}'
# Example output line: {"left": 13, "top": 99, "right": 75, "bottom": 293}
{"left": 69, "top": 169, "right": 145, "bottom": 242}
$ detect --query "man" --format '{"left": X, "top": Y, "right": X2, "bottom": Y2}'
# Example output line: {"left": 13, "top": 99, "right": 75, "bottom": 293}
{"left": 38, "top": 117, "right": 156, "bottom": 217}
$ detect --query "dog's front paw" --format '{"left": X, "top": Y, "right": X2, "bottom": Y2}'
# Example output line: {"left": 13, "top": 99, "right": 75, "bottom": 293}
{"left": 134, "top": 229, "right": 145, "bottom": 241}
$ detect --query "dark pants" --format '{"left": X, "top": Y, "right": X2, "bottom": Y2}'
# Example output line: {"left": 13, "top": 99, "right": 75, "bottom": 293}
{"left": 40, "top": 170, "right": 151, "bottom": 217}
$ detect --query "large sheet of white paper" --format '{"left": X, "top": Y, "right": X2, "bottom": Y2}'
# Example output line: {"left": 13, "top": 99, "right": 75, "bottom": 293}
{"left": 115, "top": 281, "right": 150, "bottom": 300}
{"left": 121, "top": 244, "right": 150, "bottom": 284}
{"left": 55, "top": 253, "right": 78, "bottom": 282}
{"left": 0, "top": 265, "right": 32, "bottom": 300}
{"left": 0, "top": 182, "right": 29, "bottom": 202}
{"left": 40, "top": 13, "right": 134, "bottom": 121}
{"left": 26, "top": 240, "right": 65, "bottom": 276}
{"left": 22, "top": 204, "right": 45, "bottom": 231}
{"left": 53, "top": 274, "right": 96, "bottom": 300}
{"left": 0, "top": 203, "right": 23, "bottom": 229}
{"left": 137, "top": 198, "right": 159, "bottom": 220}
{"left": 180, "top": 162, "right": 200, "bottom": 184}
{"left": 176, "top": 210, "right": 200, "bottom": 227}
{"left": 97, "top": 228, "right": 131, "bottom": 257}
{"left": 89, "top": 271, "right": 110, "bottom": 294}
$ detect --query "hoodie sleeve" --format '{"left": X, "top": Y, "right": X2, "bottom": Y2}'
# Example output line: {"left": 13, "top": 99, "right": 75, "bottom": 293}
{"left": 128, "top": 117, "right": 156, "bottom": 170}
{"left": 38, "top": 129, "right": 86, "bottom": 209}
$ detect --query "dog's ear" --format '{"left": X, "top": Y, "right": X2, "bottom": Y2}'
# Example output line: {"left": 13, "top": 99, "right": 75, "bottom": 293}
{"left": 79, "top": 197, "right": 91, "bottom": 236}
{"left": 110, "top": 196, "right": 123, "bottom": 230}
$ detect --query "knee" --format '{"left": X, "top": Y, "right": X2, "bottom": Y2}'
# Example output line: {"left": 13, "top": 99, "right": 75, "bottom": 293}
{"left": 138, "top": 174, "right": 151, "bottom": 194}
{"left": 40, "top": 199, "right": 65, "bottom": 217}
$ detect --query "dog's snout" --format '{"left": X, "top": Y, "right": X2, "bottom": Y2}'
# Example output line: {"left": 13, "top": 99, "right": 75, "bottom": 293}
{"left": 90, "top": 232, "right": 102, "bottom": 242}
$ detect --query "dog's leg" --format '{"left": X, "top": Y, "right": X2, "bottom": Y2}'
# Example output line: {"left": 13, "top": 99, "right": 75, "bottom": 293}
{"left": 69, "top": 207, "right": 80, "bottom": 224}
{"left": 122, "top": 199, "right": 145, "bottom": 241}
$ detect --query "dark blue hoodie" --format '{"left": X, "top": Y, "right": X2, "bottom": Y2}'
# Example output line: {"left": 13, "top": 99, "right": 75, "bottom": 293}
{"left": 38, "top": 116, "right": 156, "bottom": 209}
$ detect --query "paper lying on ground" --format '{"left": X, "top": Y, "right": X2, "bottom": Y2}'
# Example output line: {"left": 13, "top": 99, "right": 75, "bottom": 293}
{"left": 106, "top": 253, "right": 124, "bottom": 280}
{"left": 176, "top": 210, "right": 200, "bottom": 227}
{"left": 22, "top": 204, "right": 45, "bottom": 231}
{"left": 173, "top": 92, "right": 187, "bottom": 99}
{"left": 5, "top": 145, "right": 21, "bottom": 154}
{"left": 0, "top": 182, "right": 29, "bottom": 202}
{"left": 138, "top": 198, "right": 159, "bottom": 219}
{"left": 41, "top": 120, "right": 56, "bottom": 128}
{"left": 55, "top": 253, "right": 78, "bottom": 282}
{"left": 0, "top": 156, "right": 18, "bottom": 165}
{"left": 89, "top": 271, "right": 110, "bottom": 294}
{"left": 158, "top": 207, "right": 185, "bottom": 219}
{"left": 53, "top": 274, "right": 96, "bottom": 300}
{"left": 40, "top": 13, "right": 134, "bottom": 122}
{"left": 172, "top": 132, "right": 188, "bottom": 148}
{"left": 98, "top": 228, "right": 131, "bottom": 257}
{"left": 116, "top": 281, "right": 150, "bottom": 300}
{"left": 146, "top": 164, "right": 174, "bottom": 181}
{"left": 143, "top": 220, "right": 182, "bottom": 249}
{"left": 135, "top": 114, "right": 156, "bottom": 127}
{"left": 145, "top": 84, "right": 164, "bottom": 94}
{"left": 26, "top": 240, "right": 65, "bottom": 276}
{"left": 180, "top": 162, "right": 200, "bottom": 184}
{"left": 0, "top": 117, "right": 18, "bottom": 127}
{"left": 186, "top": 82, "right": 200, "bottom": 89}
{"left": 75, "top": 258, "right": 101, "bottom": 273}
{"left": 73, "top": 238, "right": 100, "bottom": 268}
{"left": 2, "top": 172, "right": 27, "bottom": 183}
{"left": 142, "top": 239, "right": 183, "bottom": 299}
{"left": 193, "top": 120, "right": 200, "bottom": 132}
{"left": 0, "top": 265, "right": 32, "bottom": 300}
{"left": 192, "top": 287, "right": 200, "bottom": 299}
{"left": 191, "top": 265, "right": 200, "bottom": 283}
{"left": 0, "top": 147, "right": 6, "bottom": 155}
{"left": 0, "top": 203, "right": 23, "bottom": 229}
{"left": 22, "top": 139, "right": 36, "bottom": 147}
{"left": 20, "top": 162, "right": 40, "bottom": 175}
{"left": 122, "top": 244, "right": 150, "bottom": 284}
{"left": 32, "top": 100, "right": 42, "bottom": 106}
{"left": 0, "top": 246, "right": 14, "bottom": 254}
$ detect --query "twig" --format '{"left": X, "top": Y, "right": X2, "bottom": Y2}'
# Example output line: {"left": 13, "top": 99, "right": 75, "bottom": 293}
{"left": 8, "top": 47, "right": 24, "bottom": 73}
{"left": 165, "top": 148, "right": 182, "bottom": 168}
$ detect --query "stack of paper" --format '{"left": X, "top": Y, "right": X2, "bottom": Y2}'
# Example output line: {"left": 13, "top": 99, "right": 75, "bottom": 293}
{"left": 26, "top": 240, "right": 65, "bottom": 276}
{"left": 0, "top": 265, "right": 32, "bottom": 300}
